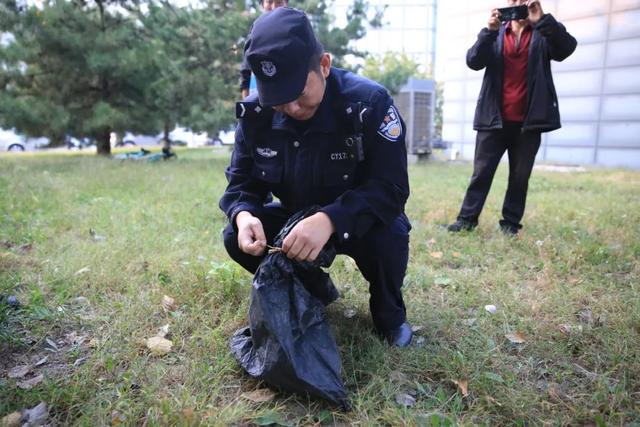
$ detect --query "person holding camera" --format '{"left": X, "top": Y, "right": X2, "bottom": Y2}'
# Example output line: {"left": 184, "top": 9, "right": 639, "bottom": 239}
{"left": 447, "top": 0, "right": 576, "bottom": 235}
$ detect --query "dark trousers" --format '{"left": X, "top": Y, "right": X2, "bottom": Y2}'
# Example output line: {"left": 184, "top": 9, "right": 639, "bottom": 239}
{"left": 223, "top": 204, "right": 410, "bottom": 331}
{"left": 457, "top": 122, "right": 541, "bottom": 229}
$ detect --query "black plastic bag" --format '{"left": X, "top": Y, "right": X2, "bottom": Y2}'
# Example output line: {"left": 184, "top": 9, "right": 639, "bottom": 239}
{"left": 230, "top": 207, "right": 348, "bottom": 408}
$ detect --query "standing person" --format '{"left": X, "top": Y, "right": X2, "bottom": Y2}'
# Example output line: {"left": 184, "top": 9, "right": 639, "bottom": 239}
{"left": 239, "top": 0, "right": 289, "bottom": 99}
{"left": 446, "top": 0, "right": 576, "bottom": 235}
{"left": 220, "top": 7, "right": 413, "bottom": 347}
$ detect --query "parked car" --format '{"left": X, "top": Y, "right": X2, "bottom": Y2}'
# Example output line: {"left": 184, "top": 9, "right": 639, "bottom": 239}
{"left": 0, "top": 128, "right": 49, "bottom": 152}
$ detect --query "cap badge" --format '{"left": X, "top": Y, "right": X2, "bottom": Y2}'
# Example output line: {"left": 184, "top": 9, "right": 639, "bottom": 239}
{"left": 261, "top": 61, "right": 277, "bottom": 77}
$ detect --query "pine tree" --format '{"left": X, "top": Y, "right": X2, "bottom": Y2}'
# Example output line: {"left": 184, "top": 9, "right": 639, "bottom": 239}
{"left": 0, "top": 0, "right": 157, "bottom": 155}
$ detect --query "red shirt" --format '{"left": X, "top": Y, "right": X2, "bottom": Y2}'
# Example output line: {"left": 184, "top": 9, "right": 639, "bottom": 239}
{"left": 502, "top": 22, "right": 532, "bottom": 122}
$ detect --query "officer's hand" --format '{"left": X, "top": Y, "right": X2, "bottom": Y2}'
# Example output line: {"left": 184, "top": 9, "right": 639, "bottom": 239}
{"left": 488, "top": 8, "right": 501, "bottom": 31}
{"left": 282, "top": 212, "right": 335, "bottom": 263}
{"left": 236, "top": 211, "right": 267, "bottom": 256}
{"left": 526, "top": 0, "right": 544, "bottom": 25}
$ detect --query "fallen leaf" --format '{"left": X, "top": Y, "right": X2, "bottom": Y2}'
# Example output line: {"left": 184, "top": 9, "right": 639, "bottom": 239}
{"left": 72, "top": 296, "right": 90, "bottom": 306}
{"left": 388, "top": 370, "right": 409, "bottom": 383}
{"left": 429, "top": 251, "right": 443, "bottom": 259}
{"left": 8, "top": 365, "right": 31, "bottom": 379}
{"left": 576, "top": 308, "right": 594, "bottom": 325}
{"left": 452, "top": 251, "right": 462, "bottom": 257}
{"left": 157, "top": 324, "right": 170, "bottom": 338}
{"left": 559, "top": 323, "right": 583, "bottom": 336}
{"left": 484, "top": 304, "right": 497, "bottom": 314}
{"left": 89, "top": 338, "right": 101, "bottom": 348}
{"left": 427, "top": 238, "right": 437, "bottom": 245}
{"left": 411, "top": 325, "right": 424, "bottom": 333}
{"left": 161, "top": 295, "right": 176, "bottom": 313}
{"left": 505, "top": 332, "right": 526, "bottom": 344}
{"left": 181, "top": 408, "right": 195, "bottom": 419}
{"left": 17, "top": 374, "right": 44, "bottom": 390}
{"left": 73, "top": 357, "right": 87, "bottom": 368}
{"left": 413, "top": 336, "right": 426, "bottom": 347}
{"left": 434, "top": 277, "right": 452, "bottom": 287}
{"left": 395, "top": 393, "right": 416, "bottom": 407}
{"left": 146, "top": 337, "right": 173, "bottom": 356}
{"left": 111, "top": 410, "right": 126, "bottom": 426}
{"left": 242, "top": 388, "right": 276, "bottom": 403}
{"left": 452, "top": 379, "right": 469, "bottom": 397}
{"left": 34, "top": 356, "right": 48, "bottom": 367}
{"left": 74, "top": 267, "right": 90, "bottom": 276}
{"left": 22, "top": 402, "right": 48, "bottom": 426}
{"left": 343, "top": 309, "right": 356, "bottom": 319}
{"left": 45, "top": 338, "right": 59, "bottom": 351}
{"left": 89, "top": 229, "right": 107, "bottom": 242}
{"left": 1, "top": 412, "right": 22, "bottom": 427}
{"left": 572, "top": 363, "right": 598, "bottom": 382}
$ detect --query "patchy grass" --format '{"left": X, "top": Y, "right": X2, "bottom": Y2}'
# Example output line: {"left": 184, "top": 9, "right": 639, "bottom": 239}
{"left": 1, "top": 148, "right": 638, "bottom": 425}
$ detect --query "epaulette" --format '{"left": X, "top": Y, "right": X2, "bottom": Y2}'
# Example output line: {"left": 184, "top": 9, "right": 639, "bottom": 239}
{"left": 236, "top": 101, "right": 271, "bottom": 120}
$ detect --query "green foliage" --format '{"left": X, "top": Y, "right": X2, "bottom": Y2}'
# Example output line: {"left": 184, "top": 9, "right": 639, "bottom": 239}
{"left": 0, "top": 0, "right": 158, "bottom": 153}
{"left": 361, "top": 51, "right": 419, "bottom": 95}
{"left": 138, "top": 1, "right": 250, "bottom": 139}
{"left": 0, "top": 0, "right": 382, "bottom": 155}
{"left": 245, "top": 0, "right": 383, "bottom": 69}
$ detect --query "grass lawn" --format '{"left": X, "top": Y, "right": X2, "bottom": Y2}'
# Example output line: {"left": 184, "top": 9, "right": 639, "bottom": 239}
{"left": 1, "top": 148, "right": 639, "bottom": 425}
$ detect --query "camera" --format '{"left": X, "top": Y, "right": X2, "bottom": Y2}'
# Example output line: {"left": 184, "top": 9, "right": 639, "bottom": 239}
{"left": 498, "top": 5, "right": 528, "bottom": 22}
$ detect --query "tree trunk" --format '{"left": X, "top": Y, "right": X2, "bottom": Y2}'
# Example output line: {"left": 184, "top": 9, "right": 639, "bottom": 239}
{"left": 96, "top": 129, "right": 111, "bottom": 155}
{"left": 163, "top": 121, "right": 171, "bottom": 152}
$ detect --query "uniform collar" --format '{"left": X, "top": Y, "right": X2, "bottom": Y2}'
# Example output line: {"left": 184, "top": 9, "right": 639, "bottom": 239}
{"left": 271, "top": 69, "right": 340, "bottom": 135}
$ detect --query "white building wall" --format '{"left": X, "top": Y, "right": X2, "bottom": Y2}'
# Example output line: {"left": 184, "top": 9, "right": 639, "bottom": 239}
{"left": 436, "top": 0, "right": 640, "bottom": 168}
{"left": 330, "top": 0, "right": 437, "bottom": 74}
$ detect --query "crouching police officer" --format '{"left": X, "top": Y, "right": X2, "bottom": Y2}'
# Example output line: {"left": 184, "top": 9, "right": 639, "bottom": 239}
{"left": 219, "top": 7, "right": 413, "bottom": 347}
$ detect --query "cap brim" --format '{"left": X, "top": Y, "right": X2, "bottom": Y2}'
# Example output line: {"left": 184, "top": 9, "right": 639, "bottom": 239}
{"left": 256, "top": 67, "right": 308, "bottom": 107}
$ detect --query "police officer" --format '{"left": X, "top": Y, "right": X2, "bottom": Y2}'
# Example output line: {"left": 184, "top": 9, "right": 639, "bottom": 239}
{"left": 219, "top": 7, "right": 413, "bottom": 347}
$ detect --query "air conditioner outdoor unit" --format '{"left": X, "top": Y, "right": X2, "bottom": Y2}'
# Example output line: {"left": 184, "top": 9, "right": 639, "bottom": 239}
{"left": 395, "top": 77, "right": 436, "bottom": 157}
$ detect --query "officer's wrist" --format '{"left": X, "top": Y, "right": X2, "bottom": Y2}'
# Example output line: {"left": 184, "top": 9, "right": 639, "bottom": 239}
{"left": 235, "top": 211, "right": 254, "bottom": 229}
{"left": 316, "top": 212, "right": 336, "bottom": 234}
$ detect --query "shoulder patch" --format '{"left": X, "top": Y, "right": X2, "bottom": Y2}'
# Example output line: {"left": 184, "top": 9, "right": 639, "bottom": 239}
{"left": 377, "top": 105, "right": 402, "bottom": 142}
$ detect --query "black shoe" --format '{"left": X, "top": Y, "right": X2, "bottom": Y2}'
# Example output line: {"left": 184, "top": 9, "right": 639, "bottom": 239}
{"left": 499, "top": 222, "right": 519, "bottom": 235}
{"left": 381, "top": 322, "right": 413, "bottom": 347}
{"left": 446, "top": 219, "right": 477, "bottom": 233}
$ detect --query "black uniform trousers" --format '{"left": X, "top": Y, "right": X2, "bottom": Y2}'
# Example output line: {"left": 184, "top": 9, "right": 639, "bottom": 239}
{"left": 457, "top": 121, "right": 541, "bottom": 229}
{"left": 223, "top": 203, "right": 410, "bottom": 332}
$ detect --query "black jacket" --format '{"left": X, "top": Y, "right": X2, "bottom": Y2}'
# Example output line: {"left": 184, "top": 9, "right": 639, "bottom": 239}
{"left": 467, "top": 14, "right": 577, "bottom": 132}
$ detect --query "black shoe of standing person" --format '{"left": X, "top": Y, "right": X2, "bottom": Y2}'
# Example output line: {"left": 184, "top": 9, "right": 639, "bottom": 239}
{"left": 381, "top": 322, "right": 413, "bottom": 347}
{"left": 446, "top": 219, "right": 477, "bottom": 233}
{"left": 499, "top": 221, "right": 520, "bottom": 235}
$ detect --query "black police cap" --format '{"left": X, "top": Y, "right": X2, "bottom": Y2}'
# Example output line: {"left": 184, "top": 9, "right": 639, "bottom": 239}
{"left": 245, "top": 7, "right": 322, "bottom": 107}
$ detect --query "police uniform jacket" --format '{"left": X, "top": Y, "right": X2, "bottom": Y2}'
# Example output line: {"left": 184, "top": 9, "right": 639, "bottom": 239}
{"left": 468, "top": 13, "right": 577, "bottom": 132}
{"left": 219, "top": 67, "right": 410, "bottom": 243}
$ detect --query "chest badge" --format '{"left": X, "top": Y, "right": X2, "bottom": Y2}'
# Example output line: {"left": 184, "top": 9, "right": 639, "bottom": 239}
{"left": 256, "top": 147, "right": 278, "bottom": 158}
{"left": 377, "top": 105, "right": 403, "bottom": 142}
